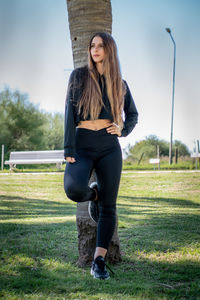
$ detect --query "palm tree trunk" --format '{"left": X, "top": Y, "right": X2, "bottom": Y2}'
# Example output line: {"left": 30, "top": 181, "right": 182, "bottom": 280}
{"left": 67, "top": 0, "right": 112, "bottom": 68}
{"left": 66, "top": 0, "right": 122, "bottom": 267}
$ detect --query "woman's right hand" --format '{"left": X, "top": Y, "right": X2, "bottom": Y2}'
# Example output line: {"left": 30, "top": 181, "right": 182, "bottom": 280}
{"left": 65, "top": 157, "right": 76, "bottom": 163}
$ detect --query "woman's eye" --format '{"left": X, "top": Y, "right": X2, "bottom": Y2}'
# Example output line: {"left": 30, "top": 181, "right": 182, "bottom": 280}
{"left": 91, "top": 44, "right": 104, "bottom": 48}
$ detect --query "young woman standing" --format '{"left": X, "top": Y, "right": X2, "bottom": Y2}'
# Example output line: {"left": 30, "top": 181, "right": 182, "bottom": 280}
{"left": 64, "top": 32, "right": 138, "bottom": 279}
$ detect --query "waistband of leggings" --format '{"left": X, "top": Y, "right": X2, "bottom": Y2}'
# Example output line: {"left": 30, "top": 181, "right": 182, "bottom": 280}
{"left": 76, "top": 125, "right": 112, "bottom": 134}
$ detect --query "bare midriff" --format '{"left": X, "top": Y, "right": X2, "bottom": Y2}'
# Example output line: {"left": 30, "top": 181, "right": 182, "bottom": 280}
{"left": 77, "top": 119, "right": 112, "bottom": 131}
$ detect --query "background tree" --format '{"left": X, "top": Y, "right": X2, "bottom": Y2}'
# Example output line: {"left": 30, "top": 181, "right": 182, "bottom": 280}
{"left": 44, "top": 113, "right": 64, "bottom": 150}
{"left": 173, "top": 140, "right": 190, "bottom": 156}
{"left": 0, "top": 87, "right": 65, "bottom": 161}
{"left": 66, "top": 0, "right": 121, "bottom": 266}
{"left": 0, "top": 87, "right": 48, "bottom": 159}
{"left": 126, "top": 135, "right": 190, "bottom": 163}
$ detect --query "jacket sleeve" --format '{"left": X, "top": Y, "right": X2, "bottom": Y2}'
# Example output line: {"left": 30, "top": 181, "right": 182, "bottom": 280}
{"left": 64, "top": 70, "right": 76, "bottom": 158}
{"left": 120, "top": 80, "right": 138, "bottom": 137}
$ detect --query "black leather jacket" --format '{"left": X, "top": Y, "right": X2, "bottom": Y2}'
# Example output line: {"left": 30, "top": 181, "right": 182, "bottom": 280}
{"left": 64, "top": 66, "right": 138, "bottom": 157}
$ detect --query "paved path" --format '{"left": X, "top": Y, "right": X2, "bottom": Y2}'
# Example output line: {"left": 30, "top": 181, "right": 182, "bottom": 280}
{"left": 0, "top": 170, "right": 200, "bottom": 176}
{"left": 122, "top": 170, "right": 200, "bottom": 174}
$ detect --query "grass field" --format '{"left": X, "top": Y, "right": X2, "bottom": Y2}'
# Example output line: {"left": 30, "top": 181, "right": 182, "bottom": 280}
{"left": 0, "top": 171, "right": 200, "bottom": 299}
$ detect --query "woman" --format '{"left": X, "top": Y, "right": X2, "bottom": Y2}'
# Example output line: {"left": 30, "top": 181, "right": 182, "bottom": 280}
{"left": 64, "top": 32, "right": 138, "bottom": 280}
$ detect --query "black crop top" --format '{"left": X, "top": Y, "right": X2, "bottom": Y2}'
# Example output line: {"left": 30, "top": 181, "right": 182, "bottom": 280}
{"left": 64, "top": 66, "right": 138, "bottom": 157}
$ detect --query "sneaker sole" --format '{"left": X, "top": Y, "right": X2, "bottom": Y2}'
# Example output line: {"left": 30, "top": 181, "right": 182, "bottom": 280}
{"left": 90, "top": 268, "right": 110, "bottom": 280}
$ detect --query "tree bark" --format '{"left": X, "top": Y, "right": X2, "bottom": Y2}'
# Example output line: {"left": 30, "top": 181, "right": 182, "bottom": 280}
{"left": 66, "top": 0, "right": 112, "bottom": 68}
{"left": 66, "top": 0, "right": 122, "bottom": 267}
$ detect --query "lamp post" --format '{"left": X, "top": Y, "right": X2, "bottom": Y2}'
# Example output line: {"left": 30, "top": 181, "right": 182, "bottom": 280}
{"left": 166, "top": 28, "right": 176, "bottom": 165}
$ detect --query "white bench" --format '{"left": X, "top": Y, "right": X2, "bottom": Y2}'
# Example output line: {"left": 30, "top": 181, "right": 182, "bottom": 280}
{"left": 4, "top": 150, "right": 65, "bottom": 170}
{"left": 149, "top": 158, "right": 160, "bottom": 170}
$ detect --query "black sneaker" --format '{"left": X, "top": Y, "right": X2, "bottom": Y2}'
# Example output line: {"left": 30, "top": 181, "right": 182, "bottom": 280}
{"left": 88, "top": 182, "right": 99, "bottom": 223}
{"left": 90, "top": 256, "right": 113, "bottom": 280}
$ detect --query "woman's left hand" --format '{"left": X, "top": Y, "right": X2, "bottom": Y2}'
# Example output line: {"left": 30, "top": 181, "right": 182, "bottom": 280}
{"left": 106, "top": 123, "right": 122, "bottom": 137}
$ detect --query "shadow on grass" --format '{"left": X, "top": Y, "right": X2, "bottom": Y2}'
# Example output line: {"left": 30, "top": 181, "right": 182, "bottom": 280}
{"left": 0, "top": 195, "right": 76, "bottom": 219}
{"left": 117, "top": 195, "right": 200, "bottom": 254}
{"left": 0, "top": 241, "right": 200, "bottom": 299}
{"left": 117, "top": 195, "right": 200, "bottom": 224}
{"left": 0, "top": 194, "right": 200, "bottom": 298}
{"left": 119, "top": 195, "right": 200, "bottom": 208}
{"left": 118, "top": 213, "right": 200, "bottom": 254}
{"left": 0, "top": 193, "right": 78, "bottom": 265}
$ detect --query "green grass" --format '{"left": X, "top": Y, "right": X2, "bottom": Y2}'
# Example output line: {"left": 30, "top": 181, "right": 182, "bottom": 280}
{"left": 123, "top": 156, "right": 199, "bottom": 170}
{"left": 0, "top": 171, "right": 200, "bottom": 299}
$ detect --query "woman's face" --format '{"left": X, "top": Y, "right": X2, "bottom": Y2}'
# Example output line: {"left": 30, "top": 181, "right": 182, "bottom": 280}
{"left": 90, "top": 36, "right": 105, "bottom": 63}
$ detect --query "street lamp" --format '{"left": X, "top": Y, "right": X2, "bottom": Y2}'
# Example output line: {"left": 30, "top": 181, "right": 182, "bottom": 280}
{"left": 166, "top": 28, "right": 176, "bottom": 165}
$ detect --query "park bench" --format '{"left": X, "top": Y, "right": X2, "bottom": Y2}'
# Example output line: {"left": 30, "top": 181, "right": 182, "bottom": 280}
{"left": 4, "top": 150, "right": 65, "bottom": 170}
{"left": 149, "top": 158, "right": 160, "bottom": 170}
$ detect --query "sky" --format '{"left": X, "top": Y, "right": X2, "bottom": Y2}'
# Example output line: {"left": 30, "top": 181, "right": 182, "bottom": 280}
{"left": 0, "top": 0, "right": 200, "bottom": 154}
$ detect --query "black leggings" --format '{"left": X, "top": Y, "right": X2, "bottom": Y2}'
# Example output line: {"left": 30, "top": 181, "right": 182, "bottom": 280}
{"left": 64, "top": 127, "right": 122, "bottom": 249}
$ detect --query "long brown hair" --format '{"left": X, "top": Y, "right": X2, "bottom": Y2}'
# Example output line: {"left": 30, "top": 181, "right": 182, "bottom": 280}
{"left": 78, "top": 32, "right": 126, "bottom": 128}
